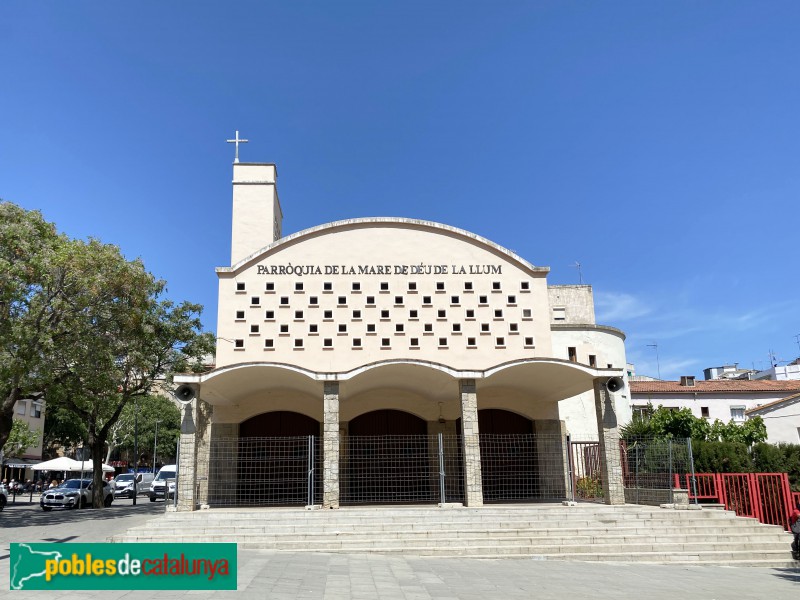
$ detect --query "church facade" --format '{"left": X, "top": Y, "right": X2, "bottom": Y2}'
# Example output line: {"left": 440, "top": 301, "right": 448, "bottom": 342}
{"left": 173, "top": 162, "right": 631, "bottom": 510}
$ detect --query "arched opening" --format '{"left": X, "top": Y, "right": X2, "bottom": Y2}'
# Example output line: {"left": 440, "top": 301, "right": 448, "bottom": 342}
{"left": 236, "top": 411, "right": 320, "bottom": 506}
{"left": 343, "top": 409, "right": 432, "bottom": 505}
{"left": 477, "top": 409, "right": 538, "bottom": 502}
{"left": 240, "top": 411, "right": 319, "bottom": 437}
{"left": 348, "top": 409, "right": 428, "bottom": 436}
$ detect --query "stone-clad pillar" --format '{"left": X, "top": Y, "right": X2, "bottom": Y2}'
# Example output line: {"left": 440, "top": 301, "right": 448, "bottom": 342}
{"left": 176, "top": 400, "right": 197, "bottom": 512}
{"left": 593, "top": 378, "right": 626, "bottom": 505}
{"left": 194, "top": 399, "right": 213, "bottom": 507}
{"left": 323, "top": 381, "right": 340, "bottom": 508}
{"left": 459, "top": 379, "right": 484, "bottom": 507}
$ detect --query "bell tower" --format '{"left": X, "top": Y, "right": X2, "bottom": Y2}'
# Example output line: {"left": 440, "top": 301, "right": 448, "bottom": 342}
{"left": 230, "top": 162, "right": 283, "bottom": 265}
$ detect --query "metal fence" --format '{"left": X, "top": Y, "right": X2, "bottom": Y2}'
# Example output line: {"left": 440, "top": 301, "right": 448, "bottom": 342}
{"left": 675, "top": 471, "right": 797, "bottom": 530}
{"left": 203, "top": 434, "right": 694, "bottom": 508}
{"left": 480, "top": 434, "right": 568, "bottom": 502}
{"left": 205, "top": 433, "right": 573, "bottom": 507}
{"left": 620, "top": 437, "right": 693, "bottom": 505}
{"left": 567, "top": 437, "right": 694, "bottom": 505}
{"left": 341, "top": 434, "right": 463, "bottom": 505}
{"left": 208, "top": 436, "right": 321, "bottom": 507}
{"left": 569, "top": 439, "right": 604, "bottom": 501}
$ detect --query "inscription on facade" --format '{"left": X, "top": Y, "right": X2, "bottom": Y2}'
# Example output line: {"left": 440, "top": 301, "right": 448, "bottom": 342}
{"left": 255, "top": 264, "right": 503, "bottom": 276}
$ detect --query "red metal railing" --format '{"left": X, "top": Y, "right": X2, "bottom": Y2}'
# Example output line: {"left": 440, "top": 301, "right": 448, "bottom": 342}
{"left": 675, "top": 472, "right": 796, "bottom": 530}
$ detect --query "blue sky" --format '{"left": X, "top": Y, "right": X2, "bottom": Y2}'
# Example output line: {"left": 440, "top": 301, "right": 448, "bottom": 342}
{"left": 2, "top": 2, "right": 799, "bottom": 379}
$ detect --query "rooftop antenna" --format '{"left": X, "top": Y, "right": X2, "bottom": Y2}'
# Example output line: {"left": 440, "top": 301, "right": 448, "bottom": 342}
{"left": 646, "top": 342, "right": 661, "bottom": 379}
{"left": 768, "top": 349, "right": 779, "bottom": 368}
{"left": 572, "top": 261, "right": 583, "bottom": 285}
{"left": 794, "top": 333, "right": 800, "bottom": 356}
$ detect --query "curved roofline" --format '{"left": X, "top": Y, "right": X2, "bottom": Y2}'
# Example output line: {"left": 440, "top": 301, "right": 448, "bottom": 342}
{"left": 217, "top": 217, "right": 550, "bottom": 274}
{"left": 551, "top": 323, "right": 627, "bottom": 341}
{"left": 175, "top": 357, "right": 620, "bottom": 385}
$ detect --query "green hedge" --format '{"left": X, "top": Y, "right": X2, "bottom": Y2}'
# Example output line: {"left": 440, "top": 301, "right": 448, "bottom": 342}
{"left": 691, "top": 440, "right": 800, "bottom": 491}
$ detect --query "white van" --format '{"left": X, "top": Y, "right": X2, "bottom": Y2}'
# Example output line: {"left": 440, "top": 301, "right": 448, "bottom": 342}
{"left": 149, "top": 465, "right": 177, "bottom": 502}
{"left": 113, "top": 472, "right": 155, "bottom": 499}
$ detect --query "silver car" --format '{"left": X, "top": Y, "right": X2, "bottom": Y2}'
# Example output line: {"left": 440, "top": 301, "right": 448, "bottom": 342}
{"left": 40, "top": 479, "right": 113, "bottom": 510}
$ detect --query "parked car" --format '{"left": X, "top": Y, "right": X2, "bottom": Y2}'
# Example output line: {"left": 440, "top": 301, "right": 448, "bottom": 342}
{"left": 113, "top": 472, "right": 154, "bottom": 499}
{"left": 149, "top": 465, "right": 177, "bottom": 502}
{"left": 0, "top": 482, "right": 8, "bottom": 511}
{"left": 40, "top": 479, "right": 113, "bottom": 511}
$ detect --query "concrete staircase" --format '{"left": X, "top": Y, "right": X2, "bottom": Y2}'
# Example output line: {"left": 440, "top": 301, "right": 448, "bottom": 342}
{"left": 112, "top": 504, "right": 798, "bottom": 568}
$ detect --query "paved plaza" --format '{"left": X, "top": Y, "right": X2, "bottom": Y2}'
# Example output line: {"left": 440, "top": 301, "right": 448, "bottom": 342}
{"left": 1, "top": 500, "right": 798, "bottom": 599}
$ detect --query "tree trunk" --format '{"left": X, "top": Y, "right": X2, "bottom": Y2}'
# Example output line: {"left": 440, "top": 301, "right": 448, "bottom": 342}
{"left": 87, "top": 429, "right": 106, "bottom": 508}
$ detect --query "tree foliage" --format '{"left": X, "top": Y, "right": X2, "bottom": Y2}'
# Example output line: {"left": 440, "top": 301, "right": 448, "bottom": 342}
{"left": 621, "top": 404, "right": 794, "bottom": 483}
{"left": 0, "top": 202, "right": 214, "bottom": 507}
{"left": 105, "top": 394, "right": 180, "bottom": 468}
{"left": 0, "top": 202, "right": 65, "bottom": 452}
{"left": 622, "top": 404, "right": 767, "bottom": 445}
{"left": 2, "top": 418, "right": 40, "bottom": 457}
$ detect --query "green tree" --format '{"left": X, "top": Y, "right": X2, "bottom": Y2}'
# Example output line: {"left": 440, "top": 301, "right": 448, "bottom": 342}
{"left": 105, "top": 394, "right": 180, "bottom": 468}
{"left": 707, "top": 416, "right": 767, "bottom": 445}
{"left": 42, "top": 404, "right": 88, "bottom": 458}
{"left": 0, "top": 202, "right": 66, "bottom": 452}
{"left": 1, "top": 203, "right": 213, "bottom": 507}
{"left": 44, "top": 238, "right": 213, "bottom": 507}
{"left": 622, "top": 405, "right": 710, "bottom": 441}
{"left": 1, "top": 418, "right": 39, "bottom": 457}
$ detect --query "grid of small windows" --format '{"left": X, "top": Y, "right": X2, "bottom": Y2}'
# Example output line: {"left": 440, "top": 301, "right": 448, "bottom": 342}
{"left": 232, "top": 280, "right": 538, "bottom": 352}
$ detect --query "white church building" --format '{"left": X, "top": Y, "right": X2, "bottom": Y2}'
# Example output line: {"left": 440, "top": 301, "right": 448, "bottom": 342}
{"left": 172, "top": 158, "right": 631, "bottom": 510}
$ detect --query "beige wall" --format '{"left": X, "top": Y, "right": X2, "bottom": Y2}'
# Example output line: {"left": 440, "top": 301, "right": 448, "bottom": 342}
{"left": 217, "top": 220, "right": 554, "bottom": 372}
{"left": 230, "top": 163, "right": 282, "bottom": 265}
{"left": 548, "top": 285, "right": 595, "bottom": 324}
{"left": 11, "top": 398, "right": 45, "bottom": 459}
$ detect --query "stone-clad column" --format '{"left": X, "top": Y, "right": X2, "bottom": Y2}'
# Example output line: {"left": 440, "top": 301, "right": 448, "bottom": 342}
{"left": 323, "top": 381, "right": 340, "bottom": 508}
{"left": 459, "top": 379, "right": 484, "bottom": 507}
{"left": 593, "top": 378, "right": 626, "bottom": 505}
{"left": 194, "top": 399, "right": 213, "bottom": 507}
{"left": 176, "top": 400, "right": 197, "bottom": 512}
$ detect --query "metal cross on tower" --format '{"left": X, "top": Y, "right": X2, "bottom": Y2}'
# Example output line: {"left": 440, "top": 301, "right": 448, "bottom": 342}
{"left": 226, "top": 130, "right": 249, "bottom": 163}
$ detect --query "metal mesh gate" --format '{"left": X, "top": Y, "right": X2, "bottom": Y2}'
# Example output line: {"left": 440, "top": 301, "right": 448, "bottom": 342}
{"left": 208, "top": 436, "right": 322, "bottom": 507}
{"left": 480, "top": 433, "right": 569, "bottom": 502}
{"left": 205, "top": 433, "right": 578, "bottom": 507}
{"left": 341, "top": 434, "right": 464, "bottom": 505}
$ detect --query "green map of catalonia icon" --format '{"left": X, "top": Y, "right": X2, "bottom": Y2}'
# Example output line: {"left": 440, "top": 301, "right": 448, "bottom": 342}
{"left": 10, "top": 544, "right": 63, "bottom": 590}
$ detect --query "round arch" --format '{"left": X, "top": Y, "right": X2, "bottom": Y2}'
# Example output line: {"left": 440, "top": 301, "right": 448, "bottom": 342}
{"left": 240, "top": 411, "right": 320, "bottom": 437}
{"left": 348, "top": 409, "right": 428, "bottom": 436}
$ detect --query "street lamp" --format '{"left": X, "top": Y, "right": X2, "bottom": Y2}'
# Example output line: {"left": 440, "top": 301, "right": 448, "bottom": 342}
{"left": 153, "top": 420, "right": 161, "bottom": 473}
{"left": 133, "top": 396, "right": 138, "bottom": 506}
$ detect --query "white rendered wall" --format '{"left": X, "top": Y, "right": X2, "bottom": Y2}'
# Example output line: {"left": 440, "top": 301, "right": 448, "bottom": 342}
{"left": 630, "top": 391, "right": 792, "bottom": 425}
{"left": 750, "top": 397, "right": 800, "bottom": 443}
{"left": 554, "top": 327, "right": 630, "bottom": 436}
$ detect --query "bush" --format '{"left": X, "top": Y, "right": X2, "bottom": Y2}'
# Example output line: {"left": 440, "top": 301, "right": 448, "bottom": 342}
{"left": 692, "top": 440, "right": 752, "bottom": 473}
{"left": 751, "top": 442, "right": 785, "bottom": 473}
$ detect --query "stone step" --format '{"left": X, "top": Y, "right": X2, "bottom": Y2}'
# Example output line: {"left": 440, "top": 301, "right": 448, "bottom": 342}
{"left": 146, "top": 511, "right": 759, "bottom": 526}
{"left": 159, "top": 507, "right": 742, "bottom": 519}
{"left": 260, "top": 546, "right": 795, "bottom": 564}
{"left": 114, "top": 533, "right": 789, "bottom": 553}
{"left": 112, "top": 505, "right": 794, "bottom": 568}
{"left": 125, "top": 521, "right": 777, "bottom": 536}
{"left": 120, "top": 524, "right": 786, "bottom": 541}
